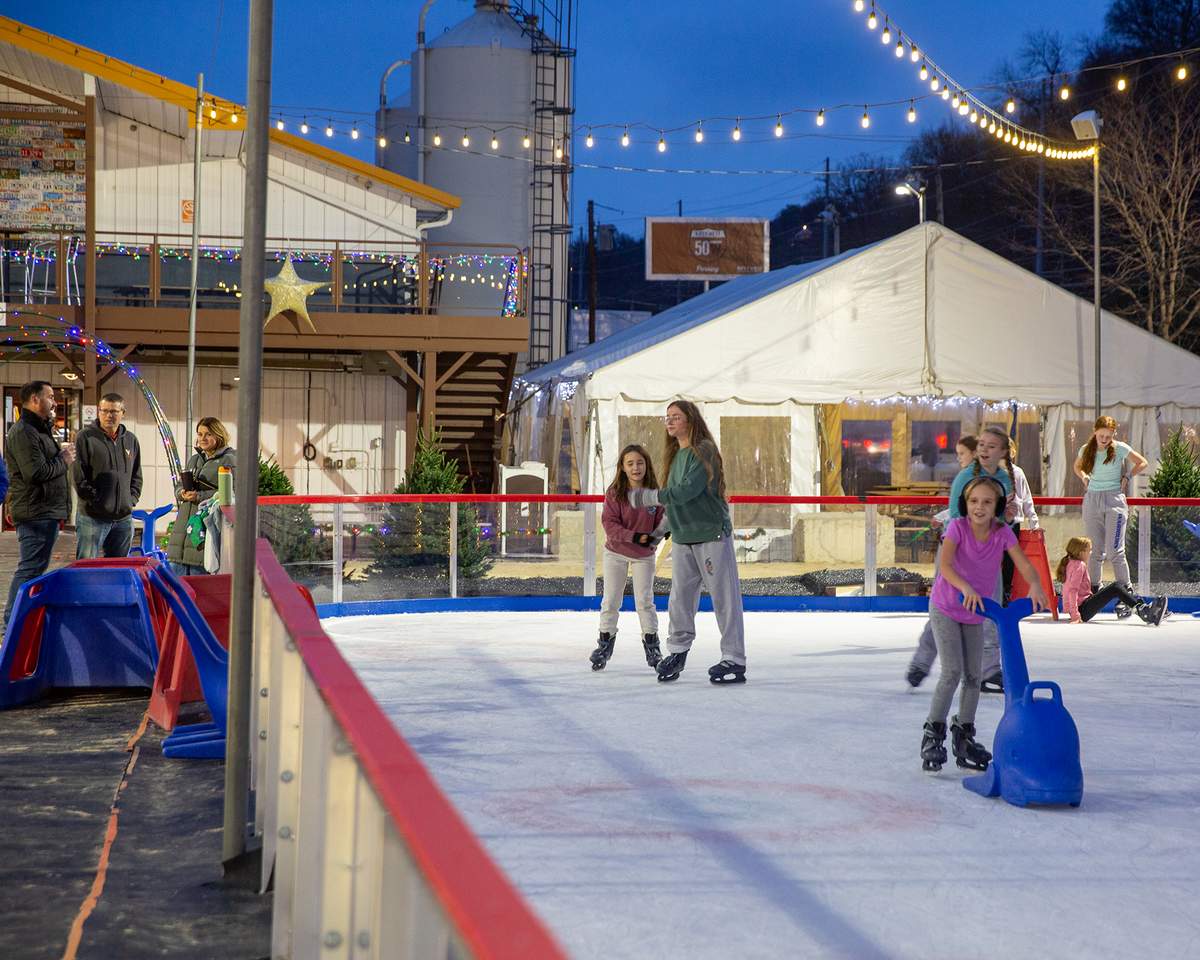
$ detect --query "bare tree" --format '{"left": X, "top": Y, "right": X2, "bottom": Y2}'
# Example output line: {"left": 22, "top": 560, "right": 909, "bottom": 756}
{"left": 1012, "top": 82, "right": 1200, "bottom": 346}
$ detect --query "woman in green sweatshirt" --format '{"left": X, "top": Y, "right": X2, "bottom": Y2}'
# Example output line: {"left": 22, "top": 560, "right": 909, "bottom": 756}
{"left": 627, "top": 400, "right": 746, "bottom": 683}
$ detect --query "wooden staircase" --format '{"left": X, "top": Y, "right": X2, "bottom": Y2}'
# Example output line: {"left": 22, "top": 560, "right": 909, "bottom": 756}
{"left": 434, "top": 353, "right": 515, "bottom": 493}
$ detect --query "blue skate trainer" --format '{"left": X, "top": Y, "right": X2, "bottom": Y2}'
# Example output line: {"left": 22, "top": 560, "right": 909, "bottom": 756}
{"left": 964, "top": 598, "right": 1084, "bottom": 808}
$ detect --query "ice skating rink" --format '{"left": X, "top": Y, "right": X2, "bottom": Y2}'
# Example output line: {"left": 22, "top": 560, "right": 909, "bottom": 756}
{"left": 323, "top": 609, "right": 1200, "bottom": 960}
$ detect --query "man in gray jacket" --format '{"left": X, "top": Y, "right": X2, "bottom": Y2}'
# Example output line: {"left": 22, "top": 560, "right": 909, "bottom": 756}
{"left": 73, "top": 392, "right": 142, "bottom": 559}
{"left": 4, "top": 381, "right": 75, "bottom": 624}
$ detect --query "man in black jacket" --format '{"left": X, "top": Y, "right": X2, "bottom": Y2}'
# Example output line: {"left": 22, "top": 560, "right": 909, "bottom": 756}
{"left": 4, "top": 381, "right": 75, "bottom": 624}
{"left": 73, "top": 392, "right": 142, "bottom": 559}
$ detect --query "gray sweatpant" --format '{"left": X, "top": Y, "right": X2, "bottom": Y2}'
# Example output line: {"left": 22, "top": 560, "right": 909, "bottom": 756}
{"left": 927, "top": 607, "right": 985, "bottom": 725}
{"left": 908, "top": 541, "right": 1001, "bottom": 678}
{"left": 1083, "top": 489, "right": 1131, "bottom": 586}
{"left": 666, "top": 535, "right": 746, "bottom": 665}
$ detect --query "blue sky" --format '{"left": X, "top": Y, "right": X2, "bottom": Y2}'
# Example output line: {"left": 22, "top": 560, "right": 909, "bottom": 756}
{"left": 4, "top": 0, "right": 1112, "bottom": 234}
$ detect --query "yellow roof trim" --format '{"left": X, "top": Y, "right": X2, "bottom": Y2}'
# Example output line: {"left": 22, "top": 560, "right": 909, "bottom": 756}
{"left": 0, "top": 15, "right": 460, "bottom": 210}
{"left": 270, "top": 130, "right": 460, "bottom": 210}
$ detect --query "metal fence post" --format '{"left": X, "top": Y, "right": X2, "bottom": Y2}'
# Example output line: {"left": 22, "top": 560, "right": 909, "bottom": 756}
{"left": 449, "top": 501, "right": 459, "bottom": 599}
{"left": 583, "top": 502, "right": 597, "bottom": 597}
{"left": 1137, "top": 505, "right": 1151, "bottom": 597}
{"left": 863, "top": 504, "right": 878, "bottom": 598}
{"left": 332, "top": 501, "right": 344, "bottom": 606}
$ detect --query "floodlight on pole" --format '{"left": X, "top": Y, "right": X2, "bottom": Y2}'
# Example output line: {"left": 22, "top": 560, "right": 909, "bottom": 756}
{"left": 1072, "top": 110, "right": 1103, "bottom": 419}
{"left": 895, "top": 181, "right": 926, "bottom": 223}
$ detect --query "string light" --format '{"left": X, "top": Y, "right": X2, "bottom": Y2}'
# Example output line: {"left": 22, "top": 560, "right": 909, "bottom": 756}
{"left": 854, "top": 0, "right": 864, "bottom": 10}
{"left": 988, "top": 119, "right": 996, "bottom": 133}
{"left": 491, "top": 131, "right": 499, "bottom": 150}
{"left": 940, "top": 87, "right": 950, "bottom": 100}
{"left": 816, "top": 108, "right": 825, "bottom": 126}
{"left": 775, "top": 115, "right": 784, "bottom": 137}
{"left": 300, "top": 118, "right": 309, "bottom": 134}
{"left": 522, "top": 133, "right": 531, "bottom": 148}
{"left": 350, "top": 124, "right": 359, "bottom": 140}
{"left": 919, "top": 62, "right": 929, "bottom": 80}
{"left": 1059, "top": 84, "right": 1071, "bottom": 100}
{"left": 881, "top": 19, "right": 892, "bottom": 43}
{"left": 732, "top": 118, "right": 742, "bottom": 141}
{"left": 951, "top": 91, "right": 961, "bottom": 108}
{"left": 1005, "top": 98, "right": 1016, "bottom": 113}
{"left": 433, "top": 129, "right": 442, "bottom": 146}
{"left": 275, "top": 118, "right": 284, "bottom": 131}
{"left": 657, "top": 132, "right": 667, "bottom": 152}
{"left": 1176, "top": 62, "right": 1189, "bottom": 80}
{"left": 861, "top": 107, "right": 871, "bottom": 128}
{"left": 554, "top": 141, "right": 564, "bottom": 159}
{"left": 585, "top": 129, "right": 594, "bottom": 148}
{"left": 969, "top": 108, "right": 978, "bottom": 123}
{"left": 1116, "top": 76, "right": 1127, "bottom": 91}
{"left": 378, "top": 135, "right": 387, "bottom": 148}
{"left": 958, "top": 100, "right": 970, "bottom": 116}
{"left": 620, "top": 128, "right": 630, "bottom": 147}
{"left": 461, "top": 132, "right": 470, "bottom": 147}
{"left": 895, "top": 38, "right": 905, "bottom": 58}
{"left": 907, "top": 101, "right": 917, "bottom": 123}
{"left": 209, "top": 105, "right": 217, "bottom": 120}
{"left": 404, "top": 129, "right": 411, "bottom": 143}
{"left": 325, "top": 120, "right": 333, "bottom": 137}
{"left": 230, "top": 111, "right": 238, "bottom": 124}
{"left": 694, "top": 123, "right": 704, "bottom": 143}
{"left": 930, "top": 74, "right": 940, "bottom": 91}
{"left": 867, "top": 3, "right": 877, "bottom": 29}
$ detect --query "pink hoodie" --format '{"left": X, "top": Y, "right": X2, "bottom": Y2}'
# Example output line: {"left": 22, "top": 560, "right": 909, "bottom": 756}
{"left": 1061, "top": 557, "right": 1092, "bottom": 621}
{"left": 602, "top": 490, "right": 664, "bottom": 559}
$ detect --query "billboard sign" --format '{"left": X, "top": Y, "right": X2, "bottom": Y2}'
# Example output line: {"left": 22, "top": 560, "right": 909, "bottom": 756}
{"left": 645, "top": 217, "right": 769, "bottom": 281}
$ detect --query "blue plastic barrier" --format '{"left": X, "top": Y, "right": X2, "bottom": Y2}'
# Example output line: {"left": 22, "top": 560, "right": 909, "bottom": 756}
{"left": 0, "top": 567, "right": 159, "bottom": 708}
{"left": 146, "top": 565, "right": 228, "bottom": 759}
{"left": 963, "top": 598, "right": 1084, "bottom": 808}
{"left": 132, "top": 504, "right": 175, "bottom": 556}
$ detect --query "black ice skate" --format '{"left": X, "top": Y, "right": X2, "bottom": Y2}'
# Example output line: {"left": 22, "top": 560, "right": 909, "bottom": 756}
{"left": 590, "top": 632, "right": 615, "bottom": 671}
{"left": 708, "top": 660, "right": 746, "bottom": 684}
{"left": 905, "top": 665, "right": 928, "bottom": 690}
{"left": 980, "top": 673, "right": 1004, "bottom": 695}
{"left": 1114, "top": 601, "right": 1134, "bottom": 620}
{"left": 921, "top": 720, "right": 948, "bottom": 773}
{"left": 1135, "top": 596, "right": 1168, "bottom": 626}
{"left": 642, "top": 633, "right": 662, "bottom": 669}
{"left": 950, "top": 715, "right": 992, "bottom": 771}
{"left": 656, "top": 651, "right": 688, "bottom": 682}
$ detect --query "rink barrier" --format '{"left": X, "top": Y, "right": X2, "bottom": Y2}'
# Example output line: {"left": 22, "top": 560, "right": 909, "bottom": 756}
{"left": 255, "top": 494, "right": 1200, "bottom": 605}
{"left": 251, "top": 538, "right": 567, "bottom": 959}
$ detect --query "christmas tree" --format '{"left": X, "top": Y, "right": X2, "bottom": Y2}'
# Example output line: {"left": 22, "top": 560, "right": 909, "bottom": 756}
{"left": 367, "top": 430, "right": 493, "bottom": 583}
{"left": 257, "top": 456, "right": 328, "bottom": 582}
{"left": 1128, "top": 427, "right": 1200, "bottom": 583}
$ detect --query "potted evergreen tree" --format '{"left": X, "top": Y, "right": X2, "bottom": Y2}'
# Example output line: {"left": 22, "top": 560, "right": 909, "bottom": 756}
{"left": 1128, "top": 427, "right": 1200, "bottom": 584}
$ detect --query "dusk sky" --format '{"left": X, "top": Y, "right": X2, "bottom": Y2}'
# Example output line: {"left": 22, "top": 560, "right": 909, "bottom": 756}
{"left": 4, "top": 0, "right": 1113, "bottom": 235}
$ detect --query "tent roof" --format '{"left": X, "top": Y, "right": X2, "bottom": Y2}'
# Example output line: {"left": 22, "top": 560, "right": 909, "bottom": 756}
{"left": 521, "top": 222, "right": 1200, "bottom": 409}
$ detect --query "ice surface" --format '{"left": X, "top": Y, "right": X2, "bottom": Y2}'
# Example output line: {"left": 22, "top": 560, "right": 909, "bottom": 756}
{"left": 323, "top": 610, "right": 1200, "bottom": 960}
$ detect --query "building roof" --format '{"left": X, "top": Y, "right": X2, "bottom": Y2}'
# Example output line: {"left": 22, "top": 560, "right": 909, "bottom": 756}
{"left": 0, "top": 15, "right": 460, "bottom": 212}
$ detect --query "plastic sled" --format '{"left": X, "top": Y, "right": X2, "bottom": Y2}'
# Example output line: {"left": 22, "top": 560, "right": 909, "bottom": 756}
{"left": 146, "top": 566, "right": 229, "bottom": 759}
{"left": 1009, "top": 528, "right": 1059, "bottom": 620}
{"left": 963, "top": 598, "right": 1084, "bottom": 808}
{"left": 68, "top": 556, "right": 173, "bottom": 651}
{"left": 0, "top": 567, "right": 160, "bottom": 708}
{"left": 147, "top": 574, "right": 230, "bottom": 732}
{"left": 132, "top": 504, "right": 175, "bottom": 555}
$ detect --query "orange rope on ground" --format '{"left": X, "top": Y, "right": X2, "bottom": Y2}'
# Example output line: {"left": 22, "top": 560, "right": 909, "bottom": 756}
{"left": 61, "top": 711, "right": 150, "bottom": 960}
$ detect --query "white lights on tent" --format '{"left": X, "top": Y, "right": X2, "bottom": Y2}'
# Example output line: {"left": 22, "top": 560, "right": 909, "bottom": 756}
{"left": 378, "top": 135, "right": 387, "bottom": 148}
{"left": 404, "top": 129, "right": 411, "bottom": 143}
{"left": 433, "top": 129, "right": 442, "bottom": 146}
{"left": 522, "top": 133, "right": 532, "bottom": 149}
{"left": 461, "top": 133, "right": 470, "bottom": 147}
{"left": 554, "top": 141, "right": 564, "bottom": 159}
{"left": 491, "top": 132, "right": 499, "bottom": 150}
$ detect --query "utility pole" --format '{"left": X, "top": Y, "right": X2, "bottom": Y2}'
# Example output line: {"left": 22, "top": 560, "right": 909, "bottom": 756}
{"left": 822, "top": 156, "right": 830, "bottom": 258}
{"left": 935, "top": 168, "right": 945, "bottom": 224}
{"left": 186, "top": 73, "right": 204, "bottom": 447}
{"left": 587, "top": 199, "right": 597, "bottom": 344}
{"left": 1035, "top": 78, "right": 1048, "bottom": 276}
{"left": 676, "top": 198, "right": 683, "bottom": 304}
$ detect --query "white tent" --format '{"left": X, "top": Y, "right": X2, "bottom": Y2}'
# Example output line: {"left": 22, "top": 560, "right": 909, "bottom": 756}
{"left": 512, "top": 222, "right": 1200, "bottom": 502}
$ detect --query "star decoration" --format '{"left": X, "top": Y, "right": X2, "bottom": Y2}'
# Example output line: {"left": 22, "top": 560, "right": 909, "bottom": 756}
{"left": 263, "top": 257, "right": 327, "bottom": 333}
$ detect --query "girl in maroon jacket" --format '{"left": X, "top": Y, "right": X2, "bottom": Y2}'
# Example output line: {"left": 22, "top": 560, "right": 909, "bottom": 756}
{"left": 590, "top": 444, "right": 667, "bottom": 671}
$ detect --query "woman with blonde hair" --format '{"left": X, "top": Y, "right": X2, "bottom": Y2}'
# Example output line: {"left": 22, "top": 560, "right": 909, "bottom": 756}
{"left": 627, "top": 400, "right": 746, "bottom": 683}
{"left": 166, "top": 417, "right": 236, "bottom": 575}
{"left": 1073, "top": 415, "right": 1147, "bottom": 598}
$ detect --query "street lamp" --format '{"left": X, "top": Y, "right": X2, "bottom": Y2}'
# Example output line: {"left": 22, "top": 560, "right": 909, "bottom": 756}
{"left": 895, "top": 181, "right": 926, "bottom": 223}
{"left": 1072, "top": 109, "right": 1103, "bottom": 419}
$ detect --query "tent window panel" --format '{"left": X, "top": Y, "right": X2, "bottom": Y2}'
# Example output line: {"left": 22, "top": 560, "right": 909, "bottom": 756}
{"left": 909, "top": 421, "right": 963, "bottom": 484}
{"left": 1017, "top": 422, "right": 1042, "bottom": 494}
{"left": 721, "top": 417, "right": 790, "bottom": 528}
{"left": 616, "top": 416, "right": 668, "bottom": 488}
{"left": 841, "top": 420, "right": 892, "bottom": 498}
{"left": 556, "top": 416, "right": 575, "bottom": 493}
{"left": 1064, "top": 420, "right": 1097, "bottom": 497}
{"left": 1158, "top": 420, "right": 1200, "bottom": 453}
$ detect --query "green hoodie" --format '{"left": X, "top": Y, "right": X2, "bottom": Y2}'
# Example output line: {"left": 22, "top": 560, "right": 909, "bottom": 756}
{"left": 659, "top": 442, "right": 732, "bottom": 544}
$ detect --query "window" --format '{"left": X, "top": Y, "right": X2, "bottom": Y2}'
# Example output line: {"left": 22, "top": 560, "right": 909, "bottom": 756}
{"left": 721, "top": 416, "right": 790, "bottom": 528}
{"left": 841, "top": 420, "right": 892, "bottom": 497}
{"left": 909, "top": 420, "right": 962, "bottom": 484}
{"left": 1064, "top": 420, "right": 1096, "bottom": 496}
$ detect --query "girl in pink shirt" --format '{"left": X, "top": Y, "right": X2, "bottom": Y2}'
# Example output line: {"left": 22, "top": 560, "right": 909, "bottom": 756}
{"left": 590, "top": 444, "right": 667, "bottom": 671}
{"left": 1056, "top": 537, "right": 1167, "bottom": 625}
{"left": 921, "top": 476, "right": 1050, "bottom": 774}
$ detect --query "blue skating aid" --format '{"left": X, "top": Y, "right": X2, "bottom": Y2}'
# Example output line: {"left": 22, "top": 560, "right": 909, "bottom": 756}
{"left": 963, "top": 598, "right": 1084, "bottom": 808}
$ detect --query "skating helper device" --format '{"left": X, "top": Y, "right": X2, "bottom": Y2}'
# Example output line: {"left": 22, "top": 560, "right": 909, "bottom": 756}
{"left": 963, "top": 598, "right": 1083, "bottom": 808}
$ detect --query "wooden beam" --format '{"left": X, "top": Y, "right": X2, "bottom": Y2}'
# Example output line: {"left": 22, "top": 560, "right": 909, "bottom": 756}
{"left": 434, "top": 351, "right": 474, "bottom": 391}
{"left": 385, "top": 349, "right": 422, "bottom": 388}
{"left": 0, "top": 109, "right": 86, "bottom": 122}
{"left": 0, "top": 72, "right": 84, "bottom": 111}
{"left": 421, "top": 350, "right": 437, "bottom": 437}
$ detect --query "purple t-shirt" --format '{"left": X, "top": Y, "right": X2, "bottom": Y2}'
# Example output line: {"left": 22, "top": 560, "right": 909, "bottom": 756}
{"left": 930, "top": 517, "right": 1017, "bottom": 624}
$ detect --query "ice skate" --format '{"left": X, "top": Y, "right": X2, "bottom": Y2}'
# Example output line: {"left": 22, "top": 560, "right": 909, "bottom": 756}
{"left": 905, "top": 665, "right": 928, "bottom": 690}
{"left": 980, "top": 673, "right": 1004, "bottom": 694}
{"left": 590, "top": 632, "right": 615, "bottom": 671}
{"left": 642, "top": 633, "right": 662, "bottom": 669}
{"left": 921, "top": 720, "right": 948, "bottom": 773}
{"left": 708, "top": 660, "right": 746, "bottom": 684}
{"left": 1135, "top": 596, "right": 1168, "bottom": 626}
{"left": 951, "top": 715, "right": 992, "bottom": 771}
{"left": 1114, "top": 601, "right": 1134, "bottom": 620}
{"left": 656, "top": 651, "right": 687, "bottom": 682}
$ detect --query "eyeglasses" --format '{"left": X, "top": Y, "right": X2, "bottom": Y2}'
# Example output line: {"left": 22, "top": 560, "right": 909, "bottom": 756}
{"left": 98, "top": 408, "right": 123, "bottom": 416}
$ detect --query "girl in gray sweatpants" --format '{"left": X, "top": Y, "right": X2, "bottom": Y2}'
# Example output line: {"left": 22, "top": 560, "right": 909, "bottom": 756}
{"left": 1074, "top": 415, "right": 1148, "bottom": 590}
{"left": 627, "top": 400, "right": 746, "bottom": 684}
